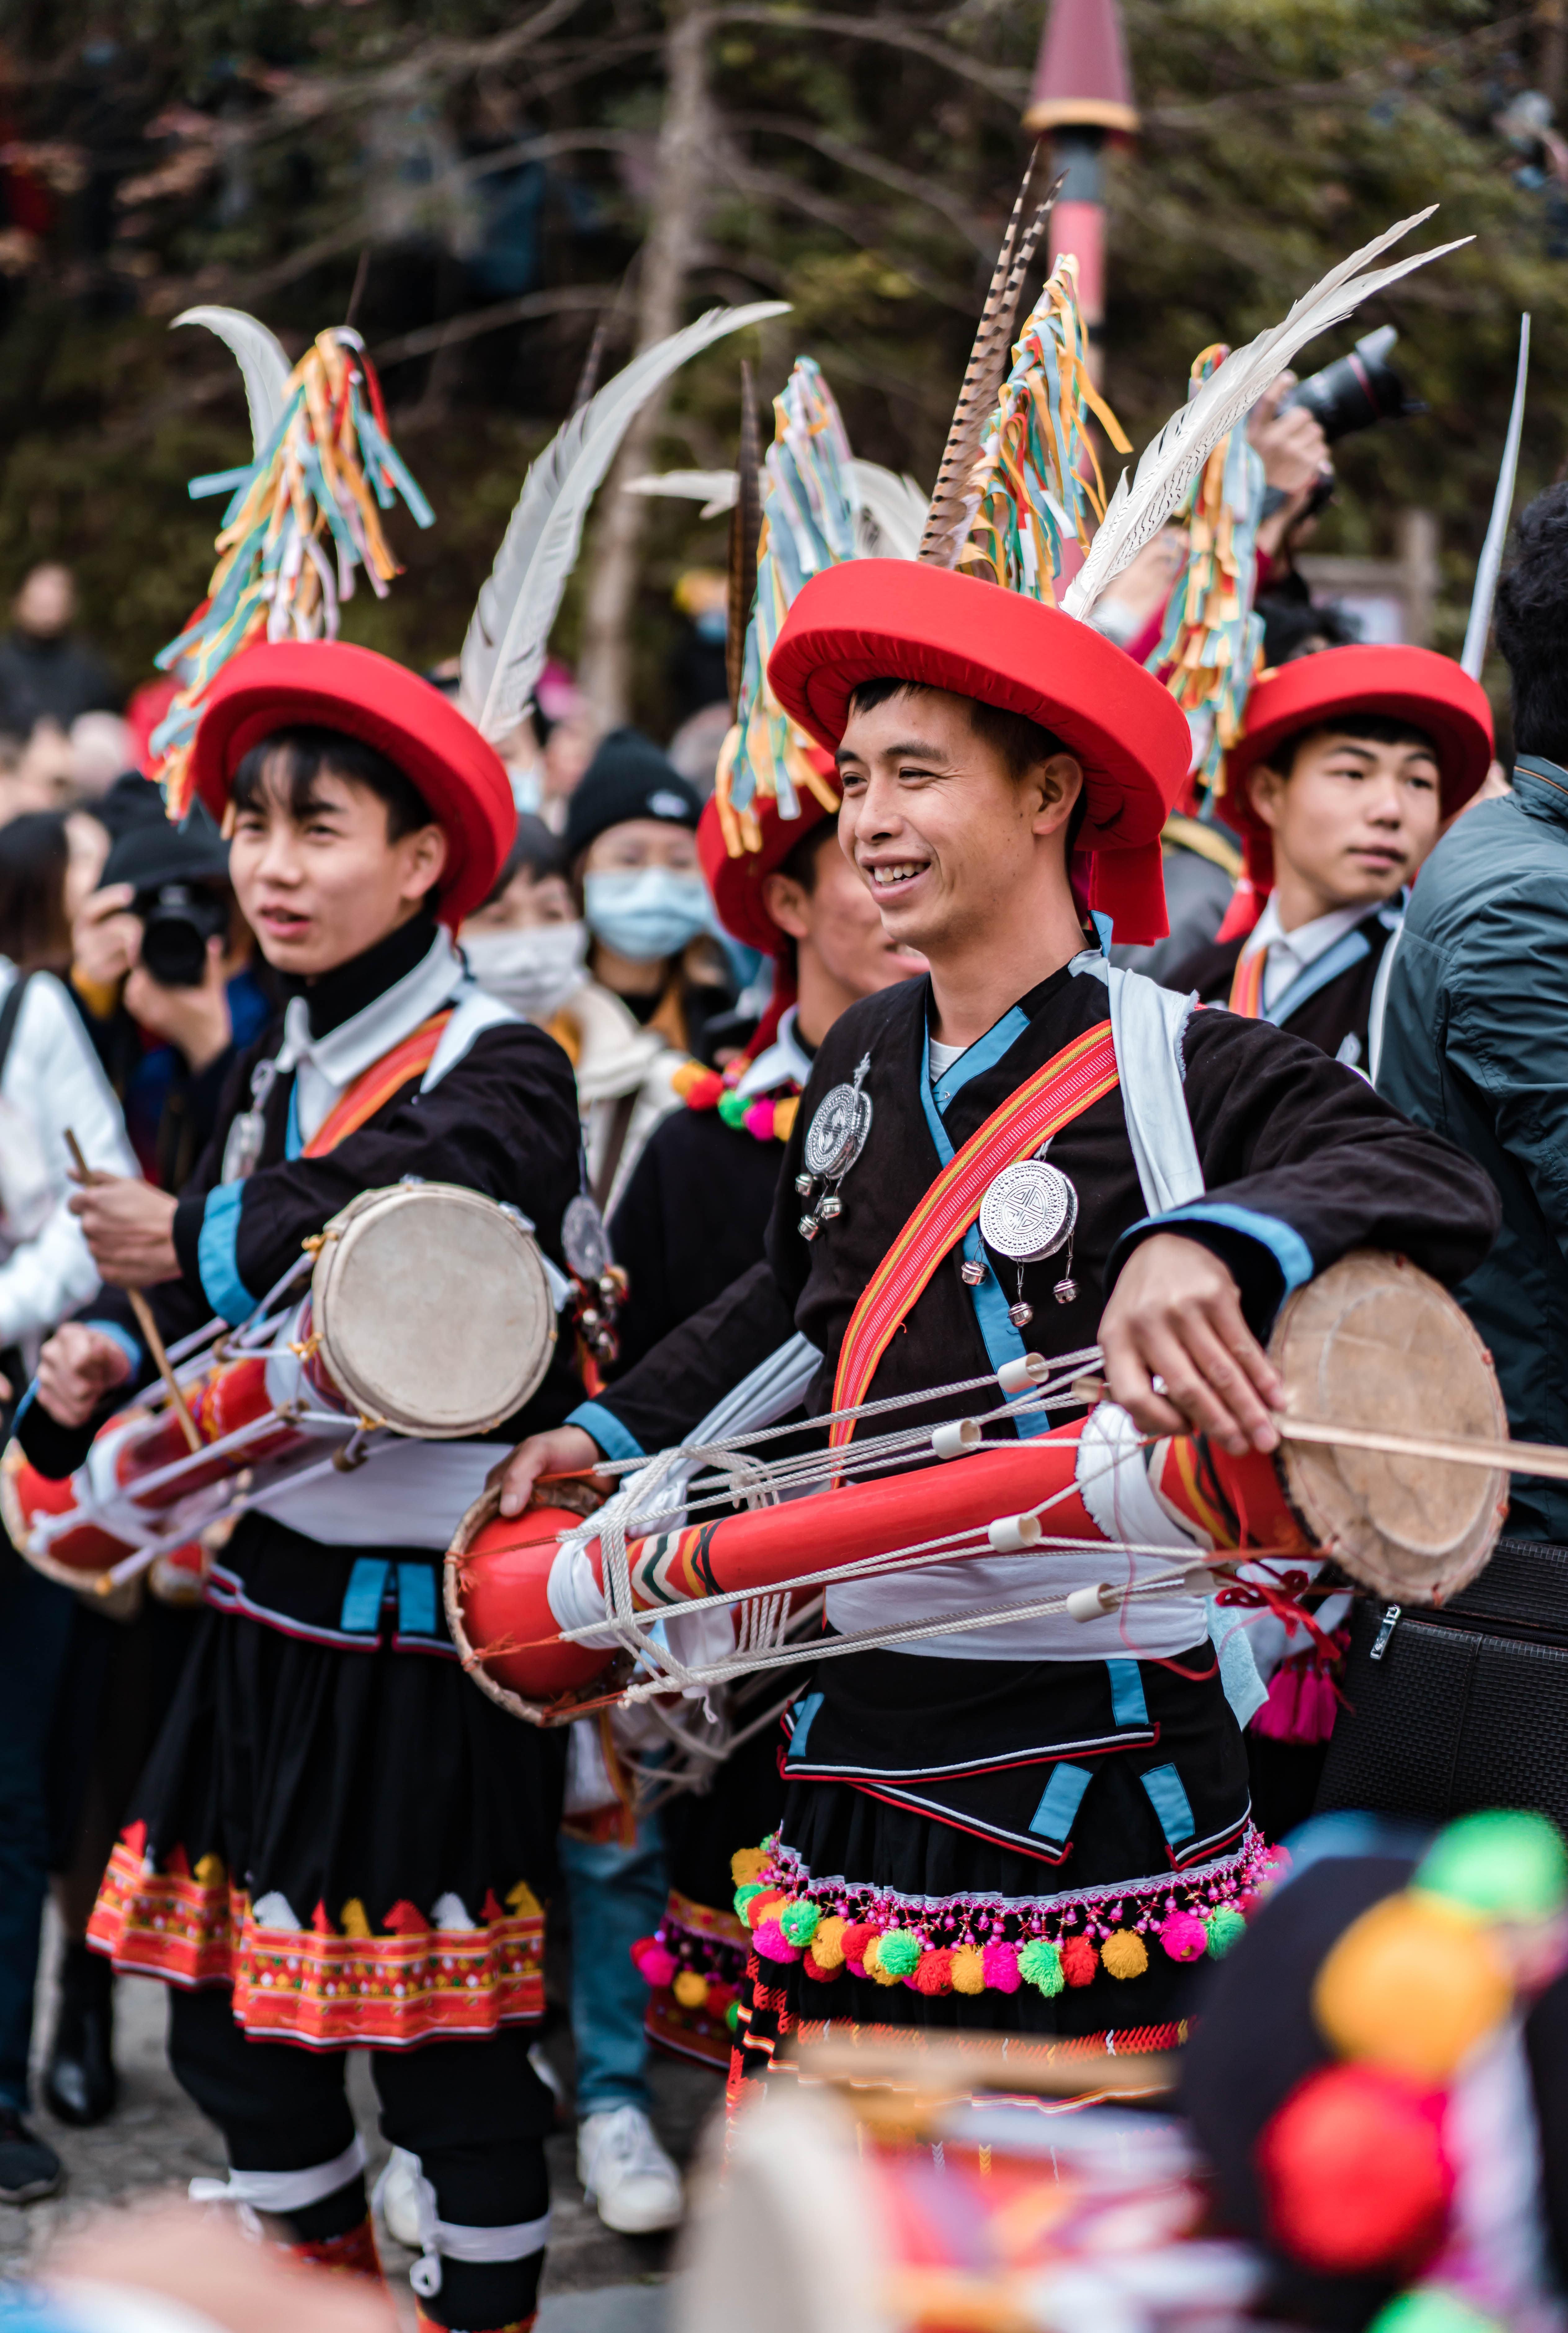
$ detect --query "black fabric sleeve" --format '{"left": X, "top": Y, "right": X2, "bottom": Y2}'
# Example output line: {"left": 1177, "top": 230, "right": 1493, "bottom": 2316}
{"left": 1105, "top": 1008, "right": 1501, "bottom": 1330}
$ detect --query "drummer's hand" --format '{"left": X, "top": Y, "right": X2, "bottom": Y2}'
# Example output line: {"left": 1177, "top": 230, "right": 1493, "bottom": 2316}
{"left": 491, "top": 1425, "right": 611, "bottom": 1519}
{"left": 37, "top": 1323, "right": 134, "bottom": 1426}
{"left": 69, "top": 1175, "right": 180, "bottom": 1286}
{"left": 1099, "top": 1234, "right": 1284, "bottom": 1457}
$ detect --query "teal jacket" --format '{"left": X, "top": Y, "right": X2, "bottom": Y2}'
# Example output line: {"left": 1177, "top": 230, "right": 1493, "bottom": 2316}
{"left": 1377, "top": 757, "right": 1568, "bottom": 1540}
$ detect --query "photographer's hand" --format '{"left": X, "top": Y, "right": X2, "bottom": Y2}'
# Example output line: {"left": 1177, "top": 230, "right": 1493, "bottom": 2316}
{"left": 1249, "top": 373, "right": 1333, "bottom": 559}
{"left": 68, "top": 1177, "right": 180, "bottom": 1287}
{"left": 71, "top": 882, "right": 139, "bottom": 997}
{"left": 126, "top": 934, "right": 234, "bottom": 1073}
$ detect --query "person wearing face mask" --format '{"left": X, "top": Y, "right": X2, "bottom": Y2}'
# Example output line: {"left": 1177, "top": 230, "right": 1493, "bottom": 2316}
{"left": 458, "top": 817, "right": 587, "bottom": 1023}
{"left": 556, "top": 731, "right": 736, "bottom": 1214}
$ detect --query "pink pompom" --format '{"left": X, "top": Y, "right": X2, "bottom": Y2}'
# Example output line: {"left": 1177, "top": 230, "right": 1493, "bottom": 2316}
{"left": 1159, "top": 1911, "right": 1209, "bottom": 1964}
{"left": 629, "top": 1934, "right": 657, "bottom": 1970}
{"left": 743, "top": 1101, "right": 775, "bottom": 1140}
{"left": 981, "top": 1942, "right": 1021, "bottom": 1993}
{"left": 638, "top": 1945, "right": 678, "bottom": 1987}
{"left": 753, "top": 1919, "right": 801, "bottom": 1964}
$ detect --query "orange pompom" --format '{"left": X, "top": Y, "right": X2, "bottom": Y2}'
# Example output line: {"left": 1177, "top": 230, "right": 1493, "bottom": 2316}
{"left": 730, "top": 1847, "right": 771, "bottom": 1885}
{"left": 743, "top": 1891, "right": 785, "bottom": 1932}
{"left": 672, "top": 1970, "right": 709, "bottom": 2009}
{"left": 811, "top": 1915, "right": 847, "bottom": 1969}
{"left": 1259, "top": 2063, "right": 1452, "bottom": 2273}
{"left": 1313, "top": 1893, "right": 1511, "bottom": 2082}
{"left": 950, "top": 1946, "right": 986, "bottom": 1995}
{"left": 1101, "top": 1929, "right": 1149, "bottom": 1980}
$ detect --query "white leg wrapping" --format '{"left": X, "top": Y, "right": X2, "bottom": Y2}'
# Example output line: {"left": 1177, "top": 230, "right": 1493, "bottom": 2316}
{"left": 385, "top": 2152, "right": 551, "bottom": 2300}
{"left": 189, "top": 2133, "right": 367, "bottom": 2234}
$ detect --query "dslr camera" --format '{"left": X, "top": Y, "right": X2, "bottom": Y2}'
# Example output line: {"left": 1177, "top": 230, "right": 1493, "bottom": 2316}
{"left": 133, "top": 883, "right": 229, "bottom": 988}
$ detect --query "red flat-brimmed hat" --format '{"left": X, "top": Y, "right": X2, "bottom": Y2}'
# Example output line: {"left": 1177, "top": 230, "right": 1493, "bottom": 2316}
{"left": 699, "top": 761, "right": 837, "bottom": 957}
{"left": 187, "top": 640, "right": 516, "bottom": 927}
{"left": 1217, "top": 644, "right": 1494, "bottom": 937}
{"left": 767, "top": 561, "right": 1192, "bottom": 945}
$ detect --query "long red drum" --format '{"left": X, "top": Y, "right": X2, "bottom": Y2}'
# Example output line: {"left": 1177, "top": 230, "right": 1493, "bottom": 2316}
{"left": 1, "top": 1182, "right": 559, "bottom": 1589}
{"left": 450, "top": 1417, "right": 1302, "bottom": 1706}
{"left": 447, "top": 1253, "right": 1512, "bottom": 1716}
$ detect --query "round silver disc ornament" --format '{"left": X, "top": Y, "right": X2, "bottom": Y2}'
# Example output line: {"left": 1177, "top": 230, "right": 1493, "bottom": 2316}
{"left": 562, "top": 1194, "right": 611, "bottom": 1282}
{"left": 978, "top": 1158, "right": 1078, "bottom": 1265}
{"left": 803, "top": 1053, "right": 873, "bottom": 1182}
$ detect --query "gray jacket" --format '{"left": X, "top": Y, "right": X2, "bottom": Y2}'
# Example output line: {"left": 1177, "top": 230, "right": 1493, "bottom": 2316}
{"left": 1377, "top": 757, "right": 1568, "bottom": 1540}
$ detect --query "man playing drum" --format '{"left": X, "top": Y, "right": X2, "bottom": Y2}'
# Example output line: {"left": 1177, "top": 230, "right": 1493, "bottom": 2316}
{"left": 18, "top": 641, "right": 586, "bottom": 2333}
{"left": 498, "top": 560, "right": 1499, "bottom": 2083}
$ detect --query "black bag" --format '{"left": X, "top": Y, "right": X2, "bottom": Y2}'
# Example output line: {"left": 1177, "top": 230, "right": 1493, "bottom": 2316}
{"left": 1315, "top": 1536, "right": 1568, "bottom": 1835}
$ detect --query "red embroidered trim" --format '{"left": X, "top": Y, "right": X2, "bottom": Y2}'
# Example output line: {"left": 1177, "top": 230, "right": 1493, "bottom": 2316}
{"left": 289, "top": 2217, "right": 384, "bottom": 2282}
{"left": 88, "top": 1839, "right": 544, "bottom": 2047}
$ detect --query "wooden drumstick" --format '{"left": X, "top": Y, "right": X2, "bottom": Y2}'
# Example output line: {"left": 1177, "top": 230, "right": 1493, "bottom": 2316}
{"left": 63, "top": 1130, "right": 202, "bottom": 1456}
{"left": 1070, "top": 1371, "right": 1568, "bottom": 1485}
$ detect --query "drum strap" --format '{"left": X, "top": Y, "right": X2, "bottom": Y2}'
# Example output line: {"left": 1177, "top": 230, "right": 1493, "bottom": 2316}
{"left": 1226, "top": 948, "right": 1265, "bottom": 1019}
{"left": 829, "top": 1022, "right": 1119, "bottom": 1447}
{"left": 302, "top": 1010, "right": 454, "bottom": 1157}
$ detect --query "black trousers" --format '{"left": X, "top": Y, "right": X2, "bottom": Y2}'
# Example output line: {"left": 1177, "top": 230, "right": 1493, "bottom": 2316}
{"left": 171, "top": 1986, "right": 555, "bottom": 2330}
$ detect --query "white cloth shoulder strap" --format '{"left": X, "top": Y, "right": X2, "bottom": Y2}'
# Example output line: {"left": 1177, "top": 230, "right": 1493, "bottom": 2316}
{"left": 1071, "top": 954, "right": 1205, "bottom": 1212}
{"left": 422, "top": 982, "right": 520, "bottom": 1090}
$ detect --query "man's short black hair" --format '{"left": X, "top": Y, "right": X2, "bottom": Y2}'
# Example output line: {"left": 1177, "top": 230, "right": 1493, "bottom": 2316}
{"left": 847, "top": 677, "right": 1069, "bottom": 782}
{"left": 1263, "top": 712, "right": 1439, "bottom": 781}
{"left": 230, "top": 726, "right": 434, "bottom": 842}
{"left": 1496, "top": 484, "right": 1568, "bottom": 760}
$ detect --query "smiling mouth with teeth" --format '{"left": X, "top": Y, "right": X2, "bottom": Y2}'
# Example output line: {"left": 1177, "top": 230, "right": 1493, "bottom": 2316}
{"left": 869, "top": 863, "right": 925, "bottom": 886}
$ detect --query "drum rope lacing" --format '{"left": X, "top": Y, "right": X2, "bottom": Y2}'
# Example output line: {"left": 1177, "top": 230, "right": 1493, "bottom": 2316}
{"left": 535, "top": 1348, "right": 1289, "bottom": 1706}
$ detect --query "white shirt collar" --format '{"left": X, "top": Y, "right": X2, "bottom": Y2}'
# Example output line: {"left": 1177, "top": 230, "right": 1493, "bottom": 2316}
{"left": 1240, "top": 896, "right": 1378, "bottom": 1015}
{"left": 279, "top": 926, "right": 469, "bottom": 1144}
{"left": 735, "top": 1004, "right": 814, "bottom": 1099}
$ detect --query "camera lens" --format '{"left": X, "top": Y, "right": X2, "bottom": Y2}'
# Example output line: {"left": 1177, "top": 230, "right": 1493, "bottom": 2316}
{"left": 1280, "top": 326, "right": 1426, "bottom": 445}
{"left": 136, "top": 883, "right": 229, "bottom": 988}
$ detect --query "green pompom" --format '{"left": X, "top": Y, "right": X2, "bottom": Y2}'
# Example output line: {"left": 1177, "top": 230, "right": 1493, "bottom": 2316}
{"left": 1415, "top": 1810, "right": 1568, "bottom": 1924}
{"left": 780, "top": 1900, "right": 821, "bottom": 1947}
{"left": 1017, "top": 1938, "right": 1064, "bottom": 1997}
{"left": 734, "top": 1883, "right": 767, "bottom": 1918}
{"left": 726, "top": 1998, "right": 740, "bottom": 2032}
{"left": 878, "top": 1928, "right": 921, "bottom": 1976}
{"left": 1366, "top": 2287, "right": 1505, "bottom": 2333}
{"left": 1205, "top": 1905, "right": 1248, "bottom": 1958}
{"left": 717, "top": 1091, "right": 749, "bottom": 1129}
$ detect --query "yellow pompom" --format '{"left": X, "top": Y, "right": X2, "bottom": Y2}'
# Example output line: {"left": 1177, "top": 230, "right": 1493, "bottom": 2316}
{"left": 950, "top": 1946, "right": 986, "bottom": 1995}
{"left": 869, "top": 1941, "right": 902, "bottom": 1987}
{"left": 731, "top": 1847, "right": 771, "bottom": 1885}
{"left": 673, "top": 1970, "right": 709, "bottom": 2009}
{"left": 744, "top": 1891, "right": 784, "bottom": 1931}
{"left": 1101, "top": 1929, "right": 1148, "bottom": 1980}
{"left": 773, "top": 1097, "right": 799, "bottom": 1143}
{"left": 811, "top": 1916, "right": 847, "bottom": 1970}
{"left": 1313, "top": 1892, "right": 1511, "bottom": 2081}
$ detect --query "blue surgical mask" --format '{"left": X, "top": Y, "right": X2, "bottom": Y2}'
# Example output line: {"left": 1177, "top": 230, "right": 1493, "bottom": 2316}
{"left": 584, "top": 868, "right": 711, "bottom": 963}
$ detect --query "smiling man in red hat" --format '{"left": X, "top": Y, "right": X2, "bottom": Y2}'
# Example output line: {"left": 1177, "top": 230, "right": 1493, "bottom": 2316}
{"left": 496, "top": 560, "right": 1497, "bottom": 2068}
{"left": 1164, "top": 645, "right": 1494, "bottom": 1070}
{"left": 17, "top": 640, "right": 586, "bottom": 2332}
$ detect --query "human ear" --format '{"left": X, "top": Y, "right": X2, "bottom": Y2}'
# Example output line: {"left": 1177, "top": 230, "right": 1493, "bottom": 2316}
{"left": 1246, "top": 764, "right": 1288, "bottom": 836}
{"left": 1029, "top": 752, "right": 1084, "bottom": 838}
{"left": 402, "top": 821, "right": 450, "bottom": 903}
{"left": 760, "top": 869, "right": 811, "bottom": 943}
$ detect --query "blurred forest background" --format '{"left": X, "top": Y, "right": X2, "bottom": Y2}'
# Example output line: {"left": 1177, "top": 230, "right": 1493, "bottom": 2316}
{"left": 1, "top": 0, "right": 1564, "bottom": 734}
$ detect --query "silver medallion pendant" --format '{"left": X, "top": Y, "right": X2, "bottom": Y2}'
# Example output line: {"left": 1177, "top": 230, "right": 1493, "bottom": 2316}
{"left": 803, "top": 1053, "right": 873, "bottom": 1181}
{"left": 978, "top": 1155, "right": 1078, "bottom": 1265}
{"left": 798, "top": 1053, "right": 873, "bottom": 1240}
{"left": 562, "top": 1194, "right": 611, "bottom": 1284}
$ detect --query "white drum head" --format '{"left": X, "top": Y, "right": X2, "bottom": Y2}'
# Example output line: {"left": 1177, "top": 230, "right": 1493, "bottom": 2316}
{"left": 312, "top": 1183, "right": 556, "bottom": 1437}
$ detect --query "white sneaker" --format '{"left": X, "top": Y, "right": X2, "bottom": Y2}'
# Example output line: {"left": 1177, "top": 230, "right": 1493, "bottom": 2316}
{"left": 375, "top": 2144, "right": 424, "bottom": 2250}
{"left": 576, "top": 2105, "right": 683, "bottom": 2235}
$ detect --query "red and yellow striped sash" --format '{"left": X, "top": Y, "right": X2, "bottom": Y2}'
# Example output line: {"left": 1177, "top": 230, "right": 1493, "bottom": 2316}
{"left": 303, "top": 1010, "right": 453, "bottom": 1158}
{"left": 1226, "top": 949, "right": 1265, "bottom": 1020}
{"left": 828, "top": 1022, "right": 1120, "bottom": 1447}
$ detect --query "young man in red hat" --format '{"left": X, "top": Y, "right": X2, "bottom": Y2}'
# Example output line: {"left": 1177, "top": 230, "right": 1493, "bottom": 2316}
{"left": 1163, "top": 646, "right": 1493, "bottom": 1071}
{"left": 496, "top": 562, "right": 1497, "bottom": 2067}
{"left": 18, "top": 641, "right": 586, "bottom": 2331}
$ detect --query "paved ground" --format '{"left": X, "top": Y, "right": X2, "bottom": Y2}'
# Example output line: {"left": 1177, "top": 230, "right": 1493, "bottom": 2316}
{"left": 0, "top": 1915, "right": 721, "bottom": 2330}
